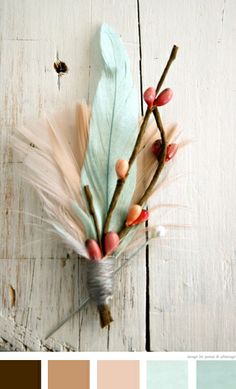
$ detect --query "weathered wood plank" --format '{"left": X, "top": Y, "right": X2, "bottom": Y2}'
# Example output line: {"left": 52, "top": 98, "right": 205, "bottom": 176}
{"left": 0, "top": 0, "right": 146, "bottom": 351}
{"left": 140, "top": 0, "right": 236, "bottom": 351}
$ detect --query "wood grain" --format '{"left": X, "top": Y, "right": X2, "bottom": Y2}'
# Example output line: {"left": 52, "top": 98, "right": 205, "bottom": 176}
{"left": 140, "top": 0, "right": 236, "bottom": 351}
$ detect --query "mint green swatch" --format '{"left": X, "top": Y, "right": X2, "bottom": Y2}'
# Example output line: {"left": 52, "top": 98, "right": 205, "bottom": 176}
{"left": 147, "top": 361, "right": 188, "bottom": 389}
{"left": 197, "top": 361, "right": 236, "bottom": 389}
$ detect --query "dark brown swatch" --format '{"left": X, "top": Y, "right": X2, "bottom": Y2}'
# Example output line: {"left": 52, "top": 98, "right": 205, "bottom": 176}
{"left": 0, "top": 360, "right": 41, "bottom": 389}
{"left": 48, "top": 360, "right": 90, "bottom": 389}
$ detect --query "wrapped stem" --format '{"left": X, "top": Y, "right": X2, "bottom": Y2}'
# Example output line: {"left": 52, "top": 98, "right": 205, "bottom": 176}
{"left": 87, "top": 257, "right": 114, "bottom": 328}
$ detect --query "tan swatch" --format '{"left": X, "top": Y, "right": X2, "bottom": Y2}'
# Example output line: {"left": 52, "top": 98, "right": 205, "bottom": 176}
{"left": 97, "top": 360, "right": 139, "bottom": 389}
{"left": 48, "top": 360, "right": 90, "bottom": 389}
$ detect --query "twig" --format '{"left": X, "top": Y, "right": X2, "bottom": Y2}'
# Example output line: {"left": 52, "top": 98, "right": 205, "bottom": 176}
{"left": 119, "top": 107, "right": 167, "bottom": 239}
{"left": 98, "top": 304, "right": 113, "bottom": 328}
{"left": 103, "top": 110, "right": 152, "bottom": 234}
{"left": 103, "top": 45, "right": 178, "bottom": 235}
{"left": 84, "top": 185, "right": 101, "bottom": 247}
{"left": 155, "top": 45, "right": 178, "bottom": 95}
{"left": 138, "top": 108, "right": 167, "bottom": 204}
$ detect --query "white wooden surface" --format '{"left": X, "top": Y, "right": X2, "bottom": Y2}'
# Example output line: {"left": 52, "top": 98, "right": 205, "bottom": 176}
{"left": 0, "top": 0, "right": 236, "bottom": 351}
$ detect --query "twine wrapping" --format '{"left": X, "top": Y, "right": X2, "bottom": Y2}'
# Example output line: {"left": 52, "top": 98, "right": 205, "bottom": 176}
{"left": 87, "top": 256, "right": 114, "bottom": 327}
{"left": 87, "top": 256, "right": 114, "bottom": 306}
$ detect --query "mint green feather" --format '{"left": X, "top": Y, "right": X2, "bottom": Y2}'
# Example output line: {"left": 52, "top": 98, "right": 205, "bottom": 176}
{"left": 81, "top": 24, "right": 139, "bottom": 234}
{"left": 71, "top": 201, "right": 96, "bottom": 238}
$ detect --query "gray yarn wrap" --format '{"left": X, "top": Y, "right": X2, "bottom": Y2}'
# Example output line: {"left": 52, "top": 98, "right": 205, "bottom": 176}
{"left": 87, "top": 256, "right": 114, "bottom": 306}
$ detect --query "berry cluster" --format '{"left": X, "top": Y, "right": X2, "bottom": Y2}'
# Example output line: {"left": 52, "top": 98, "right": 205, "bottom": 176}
{"left": 85, "top": 46, "right": 179, "bottom": 262}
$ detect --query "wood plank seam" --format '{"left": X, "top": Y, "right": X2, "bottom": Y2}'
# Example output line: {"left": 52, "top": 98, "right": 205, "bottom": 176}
{"left": 136, "top": 0, "right": 151, "bottom": 351}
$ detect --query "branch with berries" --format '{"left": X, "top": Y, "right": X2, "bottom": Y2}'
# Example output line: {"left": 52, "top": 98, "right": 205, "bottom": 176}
{"left": 85, "top": 45, "right": 179, "bottom": 261}
{"left": 85, "top": 45, "right": 179, "bottom": 280}
{"left": 105, "top": 45, "right": 178, "bottom": 243}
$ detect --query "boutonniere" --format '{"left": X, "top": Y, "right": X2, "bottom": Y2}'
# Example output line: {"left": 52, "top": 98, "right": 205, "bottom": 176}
{"left": 14, "top": 24, "right": 185, "bottom": 337}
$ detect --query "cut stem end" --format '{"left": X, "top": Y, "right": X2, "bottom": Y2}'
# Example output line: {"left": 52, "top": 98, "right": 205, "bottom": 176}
{"left": 98, "top": 304, "right": 113, "bottom": 328}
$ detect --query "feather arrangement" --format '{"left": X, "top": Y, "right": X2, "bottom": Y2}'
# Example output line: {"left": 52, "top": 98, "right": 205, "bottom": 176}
{"left": 13, "top": 24, "right": 183, "bottom": 331}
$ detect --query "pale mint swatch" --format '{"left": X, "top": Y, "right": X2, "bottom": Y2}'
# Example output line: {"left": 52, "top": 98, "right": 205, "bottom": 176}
{"left": 197, "top": 361, "right": 236, "bottom": 389}
{"left": 147, "top": 361, "right": 188, "bottom": 389}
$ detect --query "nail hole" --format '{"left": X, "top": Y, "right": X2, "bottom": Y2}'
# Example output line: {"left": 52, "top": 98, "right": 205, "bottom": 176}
{"left": 54, "top": 60, "right": 68, "bottom": 75}
{"left": 61, "top": 258, "right": 67, "bottom": 267}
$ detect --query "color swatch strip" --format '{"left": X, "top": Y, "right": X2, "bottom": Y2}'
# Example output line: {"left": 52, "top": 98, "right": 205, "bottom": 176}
{"left": 2, "top": 358, "right": 236, "bottom": 389}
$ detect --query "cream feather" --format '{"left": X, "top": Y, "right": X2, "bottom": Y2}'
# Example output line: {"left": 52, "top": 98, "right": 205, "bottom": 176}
{"left": 132, "top": 123, "right": 181, "bottom": 205}
{"left": 13, "top": 102, "right": 94, "bottom": 257}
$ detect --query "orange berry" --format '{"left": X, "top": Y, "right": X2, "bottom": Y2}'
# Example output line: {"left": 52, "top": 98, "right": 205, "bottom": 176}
{"left": 115, "top": 159, "right": 129, "bottom": 179}
{"left": 126, "top": 205, "right": 142, "bottom": 226}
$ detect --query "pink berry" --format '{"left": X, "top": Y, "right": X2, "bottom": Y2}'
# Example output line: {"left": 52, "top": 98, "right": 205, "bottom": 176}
{"left": 104, "top": 232, "right": 120, "bottom": 255}
{"left": 151, "top": 139, "right": 162, "bottom": 160}
{"left": 85, "top": 239, "right": 102, "bottom": 261}
{"left": 151, "top": 140, "right": 178, "bottom": 162}
{"left": 154, "top": 88, "right": 173, "bottom": 106}
{"left": 131, "top": 209, "right": 149, "bottom": 225}
{"left": 166, "top": 143, "right": 178, "bottom": 162}
{"left": 144, "top": 87, "right": 156, "bottom": 109}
